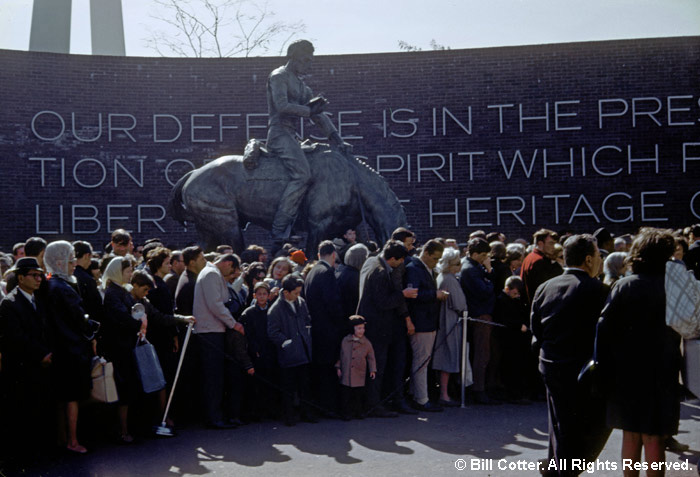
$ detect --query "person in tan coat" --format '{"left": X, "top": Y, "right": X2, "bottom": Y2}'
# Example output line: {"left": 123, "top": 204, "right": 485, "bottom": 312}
{"left": 335, "top": 315, "right": 377, "bottom": 420}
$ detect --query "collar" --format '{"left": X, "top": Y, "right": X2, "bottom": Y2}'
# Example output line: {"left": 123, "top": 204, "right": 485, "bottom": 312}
{"left": 379, "top": 257, "right": 392, "bottom": 274}
{"left": 418, "top": 257, "right": 434, "bottom": 275}
{"left": 320, "top": 259, "right": 333, "bottom": 269}
{"left": 18, "top": 287, "right": 35, "bottom": 304}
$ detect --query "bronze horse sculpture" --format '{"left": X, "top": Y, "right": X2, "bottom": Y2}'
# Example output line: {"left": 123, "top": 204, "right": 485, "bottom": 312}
{"left": 167, "top": 144, "right": 408, "bottom": 255}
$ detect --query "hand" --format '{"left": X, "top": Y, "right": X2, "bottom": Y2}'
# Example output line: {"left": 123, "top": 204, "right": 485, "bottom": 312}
{"left": 402, "top": 287, "right": 418, "bottom": 299}
{"left": 233, "top": 322, "right": 245, "bottom": 335}
{"left": 521, "top": 324, "right": 528, "bottom": 333}
{"left": 270, "top": 287, "right": 280, "bottom": 300}
{"left": 370, "top": 372, "right": 376, "bottom": 380}
{"left": 282, "top": 339, "right": 292, "bottom": 348}
{"left": 437, "top": 290, "right": 449, "bottom": 301}
{"left": 247, "top": 368, "right": 255, "bottom": 376}
{"left": 336, "top": 368, "right": 342, "bottom": 378}
{"left": 41, "top": 352, "right": 52, "bottom": 367}
{"left": 308, "top": 97, "right": 327, "bottom": 115}
{"left": 173, "top": 336, "right": 180, "bottom": 353}
{"left": 91, "top": 339, "right": 97, "bottom": 356}
{"left": 184, "top": 316, "right": 196, "bottom": 324}
{"left": 406, "top": 318, "right": 416, "bottom": 336}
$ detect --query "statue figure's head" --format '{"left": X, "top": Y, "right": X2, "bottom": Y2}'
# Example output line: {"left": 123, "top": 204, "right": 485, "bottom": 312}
{"left": 287, "top": 40, "right": 314, "bottom": 75}
{"left": 287, "top": 39, "right": 314, "bottom": 59}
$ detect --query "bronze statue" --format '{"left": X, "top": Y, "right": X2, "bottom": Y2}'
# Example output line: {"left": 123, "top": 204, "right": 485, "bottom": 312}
{"left": 266, "top": 39, "right": 345, "bottom": 242}
{"left": 167, "top": 144, "right": 407, "bottom": 256}
{"left": 167, "top": 39, "right": 408, "bottom": 254}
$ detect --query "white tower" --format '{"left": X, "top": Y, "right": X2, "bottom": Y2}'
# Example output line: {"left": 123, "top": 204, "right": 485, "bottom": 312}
{"left": 29, "top": 0, "right": 72, "bottom": 54}
{"left": 28, "top": 0, "right": 126, "bottom": 56}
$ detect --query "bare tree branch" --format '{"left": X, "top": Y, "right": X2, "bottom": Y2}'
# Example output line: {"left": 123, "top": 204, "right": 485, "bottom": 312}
{"left": 144, "top": 0, "right": 306, "bottom": 58}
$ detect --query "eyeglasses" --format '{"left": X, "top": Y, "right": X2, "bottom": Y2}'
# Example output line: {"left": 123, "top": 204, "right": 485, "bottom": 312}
{"left": 24, "top": 272, "right": 43, "bottom": 279}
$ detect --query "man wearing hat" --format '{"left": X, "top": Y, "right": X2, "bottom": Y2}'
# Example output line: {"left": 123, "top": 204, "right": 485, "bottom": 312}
{"left": 193, "top": 253, "right": 245, "bottom": 429}
{"left": 0, "top": 257, "right": 53, "bottom": 460}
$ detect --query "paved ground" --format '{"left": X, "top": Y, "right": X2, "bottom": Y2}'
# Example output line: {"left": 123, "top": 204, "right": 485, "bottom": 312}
{"left": 5, "top": 398, "right": 699, "bottom": 477}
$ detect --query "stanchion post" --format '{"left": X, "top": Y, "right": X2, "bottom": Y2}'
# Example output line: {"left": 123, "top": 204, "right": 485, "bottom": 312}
{"left": 460, "top": 311, "right": 468, "bottom": 408}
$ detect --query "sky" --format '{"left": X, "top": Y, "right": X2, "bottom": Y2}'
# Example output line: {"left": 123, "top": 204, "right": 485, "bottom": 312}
{"left": 0, "top": 0, "right": 698, "bottom": 57}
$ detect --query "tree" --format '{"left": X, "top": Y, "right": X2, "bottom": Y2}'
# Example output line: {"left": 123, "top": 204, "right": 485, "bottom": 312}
{"left": 145, "top": 0, "right": 306, "bottom": 58}
{"left": 397, "top": 39, "right": 450, "bottom": 52}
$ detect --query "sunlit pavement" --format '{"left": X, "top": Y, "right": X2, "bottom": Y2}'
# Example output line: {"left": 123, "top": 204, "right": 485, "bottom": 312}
{"left": 6, "top": 399, "right": 699, "bottom": 477}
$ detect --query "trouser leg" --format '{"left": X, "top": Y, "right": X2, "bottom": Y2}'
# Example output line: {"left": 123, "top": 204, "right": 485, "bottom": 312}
{"left": 198, "top": 333, "right": 225, "bottom": 424}
{"left": 409, "top": 331, "right": 436, "bottom": 405}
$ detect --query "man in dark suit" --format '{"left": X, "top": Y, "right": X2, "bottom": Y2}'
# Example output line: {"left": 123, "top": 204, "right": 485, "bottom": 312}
{"left": 175, "top": 246, "right": 206, "bottom": 315}
{"left": 267, "top": 275, "right": 316, "bottom": 426}
{"left": 0, "top": 257, "right": 53, "bottom": 461}
{"left": 304, "top": 240, "right": 344, "bottom": 414}
{"left": 73, "top": 241, "right": 103, "bottom": 325}
{"left": 405, "top": 239, "right": 448, "bottom": 412}
{"left": 685, "top": 223, "right": 700, "bottom": 279}
{"left": 530, "top": 234, "right": 611, "bottom": 476}
{"left": 357, "top": 240, "right": 418, "bottom": 417}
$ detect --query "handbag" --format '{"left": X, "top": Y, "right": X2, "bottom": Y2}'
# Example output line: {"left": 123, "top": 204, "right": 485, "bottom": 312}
{"left": 578, "top": 320, "right": 604, "bottom": 399}
{"left": 133, "top": 337, "right": 166, "bottom": 394}
{"left": 91, "top": 356, "right": 119, "bottom": 403}
{"left": 665, "top": 260, "right": 700, "bottom": 339}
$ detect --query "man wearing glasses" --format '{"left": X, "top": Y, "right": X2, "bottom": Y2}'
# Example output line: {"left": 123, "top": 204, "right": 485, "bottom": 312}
{"left": 0, "top": 257, "right": 53, "bottom": 462}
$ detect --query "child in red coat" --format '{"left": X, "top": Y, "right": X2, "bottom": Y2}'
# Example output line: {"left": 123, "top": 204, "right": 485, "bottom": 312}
{"left": 335, "top": 315, "right": 377, "bottom": 420}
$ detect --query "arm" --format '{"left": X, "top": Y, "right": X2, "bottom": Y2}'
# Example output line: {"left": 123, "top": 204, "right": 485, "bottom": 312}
{"left": 269, "top": 73, "right": 311, "bottom": 118}
{"left": 366, "top": 340, "right": 377, "bottom": 374}
{"left": 266, "top": 306, "right": 289, "bottom": 348}
{"left": 0, "top": 300, "right": 50, "bottom": 364}
{"left": 461, "top": 265, "right": 494, "bottom": 303}
{"left": 200, "top": 272, "right": 236, "bottom": 328}
{"left": 406, "top": 266, "right": 437, "bottom": 303}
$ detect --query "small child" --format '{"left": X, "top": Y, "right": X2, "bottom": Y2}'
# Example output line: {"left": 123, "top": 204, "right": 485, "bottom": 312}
{"left": 493, "top": 276, "right": 533, "bottom": 403}
{"left": 335, "top": 315, "right": 377, "bottom": 420}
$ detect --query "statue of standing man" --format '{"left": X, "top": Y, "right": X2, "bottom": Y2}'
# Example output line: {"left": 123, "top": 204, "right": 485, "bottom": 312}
{"left": 266, "top": 40, "right": 345, "bottom": 243}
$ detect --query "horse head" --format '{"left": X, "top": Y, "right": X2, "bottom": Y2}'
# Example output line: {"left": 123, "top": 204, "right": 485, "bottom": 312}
{"left": 349, "top": 155, "right": 408, "bottom": 245}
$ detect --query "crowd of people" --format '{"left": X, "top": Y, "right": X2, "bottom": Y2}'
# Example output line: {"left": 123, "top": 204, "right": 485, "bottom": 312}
{"left": 0, "top": 223, "right": 698, "bottom": 476}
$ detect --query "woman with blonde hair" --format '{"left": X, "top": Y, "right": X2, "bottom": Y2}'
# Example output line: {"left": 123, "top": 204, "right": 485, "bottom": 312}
{"left": 431, "top": 247, "right": 470, "bottom": 406}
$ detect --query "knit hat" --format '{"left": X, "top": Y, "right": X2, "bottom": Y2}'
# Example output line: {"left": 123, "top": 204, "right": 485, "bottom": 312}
{"left": 290, "top": 250, "right": 307, "bottom": 265}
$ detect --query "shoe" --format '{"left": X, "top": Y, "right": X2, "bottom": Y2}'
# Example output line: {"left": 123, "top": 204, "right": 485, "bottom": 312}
{"left": 227, "top": 418, "right": 242, "bottom": 428}
{"left": 118, "top": 434, "right": 134, "bottom": 445}
{"left": 394, "top": 400, "right": 419, "bottom": 415}
{"left": 369, "top": 406, "right": 398, "bottom": 418}
{"left": 473, "top": 391, "right": 500, "bottom": 405}
{"left": 509, "top": 397, "right": 533, "bottom": 405}
{"left": 284, "top": 416, "right": 297, "bottom": 427}
{"left": 66, "top": 443, "right": 88, "bottom": 454}
{"left": 301, "top": 413, "right": 319, "bottom": 424}
{"left": 413, "top": 401, "right": 443, "bottom": 412}
{"left": 666, "top": 436, "right": 689, "bottom": 452}
{"left": 206, "top": 420, "right": 237, "bottom": 429}
{"left": 340, "top": 414, "right": 352, "bottom": 421}
{"left": 438, "top": 398, "right": 460, "bottom": 408}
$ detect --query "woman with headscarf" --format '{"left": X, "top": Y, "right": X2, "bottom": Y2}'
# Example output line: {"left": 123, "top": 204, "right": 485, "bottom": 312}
{"left": 431, "top": 247, "right": 470, "bottom": 406}
{"left": 336, "top": 243, "right": 369, "bottom": 322}
{"left": 597, "top": 228, "right": 680, "bottom": 475}
{"left": 603, "top": 251, "right": 628, "bottom": 286}
{"left": 101, "top": 256, "right": 146, "bottom": 443}
{"left": 44, "top": 240, "right": 95, "bottom": 454}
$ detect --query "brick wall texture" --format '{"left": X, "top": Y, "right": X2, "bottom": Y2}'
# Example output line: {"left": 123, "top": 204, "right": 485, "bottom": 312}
{"left": 0, "top": 36, "right": 699, "bottom": 251}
